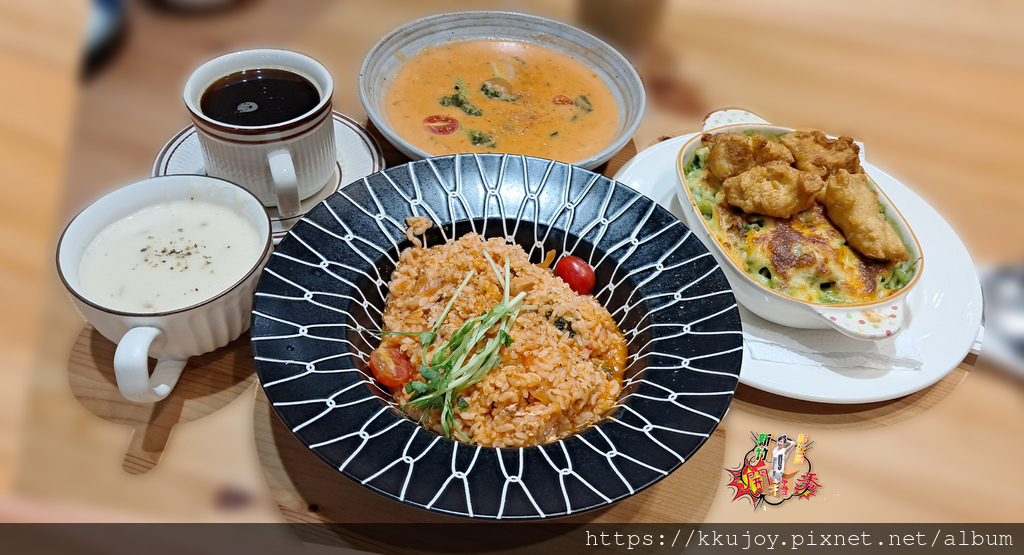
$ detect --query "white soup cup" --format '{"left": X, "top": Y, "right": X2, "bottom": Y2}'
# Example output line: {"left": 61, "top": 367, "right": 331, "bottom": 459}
{"left": 56, "top": 175, "right": 272, "bottom": 403}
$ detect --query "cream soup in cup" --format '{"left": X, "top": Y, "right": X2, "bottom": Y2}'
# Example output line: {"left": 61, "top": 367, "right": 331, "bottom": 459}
{"left": 57, "top": 175, "right": 272, "bottom": 403}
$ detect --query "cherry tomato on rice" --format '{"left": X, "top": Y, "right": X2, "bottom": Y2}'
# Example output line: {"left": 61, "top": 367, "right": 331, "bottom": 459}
{"left": 552, "top": 95, "right": 574, "bottom": 105}
{"left": 423, "top": 115, "right": 459, "bottom": 135}
{"left": 368, "top": 347, "right": 413, "bottom": 388}
{"left": 555, "top": 255, "right": 596, "bottom": 295}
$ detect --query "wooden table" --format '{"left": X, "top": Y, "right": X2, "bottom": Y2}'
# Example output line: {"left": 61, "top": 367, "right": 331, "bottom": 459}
{"left": 3, "top": 0, "right": 1023, "bottom": 536}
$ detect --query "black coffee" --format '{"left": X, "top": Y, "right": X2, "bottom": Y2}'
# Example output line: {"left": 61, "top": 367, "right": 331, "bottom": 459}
{"left": 199, "top": 68, "right": 320, "bottom": 126}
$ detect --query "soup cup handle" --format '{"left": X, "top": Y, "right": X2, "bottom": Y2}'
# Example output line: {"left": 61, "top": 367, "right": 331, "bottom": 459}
{"left": 113, "top": 326, "right": 187, "bottom": 403}
{"left": 268, "top": 149, "right": 301, "bottom": 218}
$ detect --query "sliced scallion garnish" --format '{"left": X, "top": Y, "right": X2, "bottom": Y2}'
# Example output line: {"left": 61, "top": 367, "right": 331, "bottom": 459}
{"left": 402, "top": 250, "right": 534, "bottom": 441}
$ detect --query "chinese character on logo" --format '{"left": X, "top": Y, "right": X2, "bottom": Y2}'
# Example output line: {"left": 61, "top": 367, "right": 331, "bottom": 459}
{"left": 743, "top": 462, "right": 770, "bottom": 496}
{"left": 754, "top": 433, "right": 772, "bottom": 461}
{"left": 795, "top": 472, "right": 822, "bottom": 499}
{"left": 794, "top": 433, "right": 810, "bottom": 464}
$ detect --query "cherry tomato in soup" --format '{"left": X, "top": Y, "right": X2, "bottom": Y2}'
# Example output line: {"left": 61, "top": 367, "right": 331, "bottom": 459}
{"left": 368, "top": 347, "right": 413, "bottom": 388}
{"left": 423, "top": 115, "right": 459, "bottom": 135}
{"left": 552, "top": 95, "right": 574, "bottom": 105}
{"left": 555, "top": 255, "right": 596, "bottom": 295}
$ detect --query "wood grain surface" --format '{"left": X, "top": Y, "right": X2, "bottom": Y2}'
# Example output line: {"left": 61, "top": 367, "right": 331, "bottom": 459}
{"left": 3, "top": 0, "right": 1023, "bottom": 532}
{"left": 0, "top": 0, "right": 85, "bottom": 494}
{"left": 67, "top": 327, "right": 257, "bottom": 475}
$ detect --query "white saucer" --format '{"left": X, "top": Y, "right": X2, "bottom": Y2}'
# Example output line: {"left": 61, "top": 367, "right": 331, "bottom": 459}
{"left": 614, "top": 134, "right": 983, "bottom": 404}
{"left": 153, "top": 112, "right": 385, "bottom": 244}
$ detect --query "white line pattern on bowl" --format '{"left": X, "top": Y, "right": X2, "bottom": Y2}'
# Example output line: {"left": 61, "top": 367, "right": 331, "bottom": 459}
{"left": 250, "top": 153, "right": 742, "bottom": 518}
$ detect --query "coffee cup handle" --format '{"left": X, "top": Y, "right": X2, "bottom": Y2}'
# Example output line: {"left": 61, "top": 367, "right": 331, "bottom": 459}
{"left": 113, "top": 326, "right": 187, "bottom": 403}
{"left": 268, "top": 149, "right": 301, "bottom": 218}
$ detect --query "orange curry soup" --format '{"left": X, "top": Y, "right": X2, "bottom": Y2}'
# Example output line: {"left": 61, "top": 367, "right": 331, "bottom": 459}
{"left": 384, "top": 39, "right": 619, "bottom": 163}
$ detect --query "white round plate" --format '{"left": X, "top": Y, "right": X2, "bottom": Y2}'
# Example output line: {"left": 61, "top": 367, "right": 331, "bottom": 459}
{"left": 153, "top": 112, "right": 385, "bottom": 244}
{"left": 614, "top": 134, "right": 983, "bottom": 403}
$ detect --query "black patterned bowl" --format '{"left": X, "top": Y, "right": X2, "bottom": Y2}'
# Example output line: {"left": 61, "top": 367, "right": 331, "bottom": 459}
{"left": 250, "top": 154, "right": 743, "bottom": 519}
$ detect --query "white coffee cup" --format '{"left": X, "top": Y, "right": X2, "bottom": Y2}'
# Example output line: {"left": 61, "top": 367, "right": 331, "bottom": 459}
{"left": 56, "top": 175, "right": 272, "bottom": 403}
{"left": 183, "top": 49, "right": 336, "bottom": 218}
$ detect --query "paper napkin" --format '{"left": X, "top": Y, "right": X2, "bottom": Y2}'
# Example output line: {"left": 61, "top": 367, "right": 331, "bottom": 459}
{"left": 740, "top": 306, "right": 923, "bottom": 371}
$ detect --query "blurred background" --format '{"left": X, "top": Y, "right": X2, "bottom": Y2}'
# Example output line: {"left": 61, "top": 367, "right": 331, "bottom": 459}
{"left": 1, "top": 0, "right": 1023, "bottom": 527}
{"left": 61, "top": 0, "right": 1024, "bottom": 260}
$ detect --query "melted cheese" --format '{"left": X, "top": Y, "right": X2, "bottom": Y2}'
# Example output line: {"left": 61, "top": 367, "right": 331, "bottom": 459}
{"left": 694, "top": 170, "right": 905, "bottom": 304}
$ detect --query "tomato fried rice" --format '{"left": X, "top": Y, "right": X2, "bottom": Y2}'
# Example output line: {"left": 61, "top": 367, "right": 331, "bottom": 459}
{"left": 379, "top": 232, "right": 627, "bottom": 447}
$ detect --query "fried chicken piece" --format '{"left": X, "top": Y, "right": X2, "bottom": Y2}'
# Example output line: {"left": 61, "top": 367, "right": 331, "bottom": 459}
{"left": 752, "top": 136, "right": 795, "bottom": 165}
{"left": 779, "top": 130, "right": 861, "bottom": 178}
{"left": 722, "top": 162, "right": 826, "bottom": 219}
{"left": 822, "top": 170, "right": 908, "bottom": 261}
{"left": 703, "top": 132, "right": 755, "bottom": 180}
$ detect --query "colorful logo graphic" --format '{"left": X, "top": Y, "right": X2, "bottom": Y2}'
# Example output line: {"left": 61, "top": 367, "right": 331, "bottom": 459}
{"left": 726, "top": 432, "right": 821, "bottom": 509}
